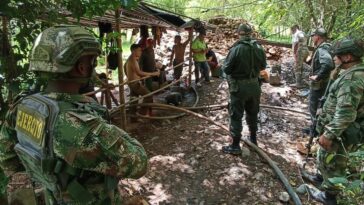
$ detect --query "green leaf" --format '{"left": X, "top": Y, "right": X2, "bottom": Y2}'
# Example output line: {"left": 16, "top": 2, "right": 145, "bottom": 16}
{"left": 347, "top": 180, "right": 362, "bottom": 191}
{"left": 326, "top": 153, "right": 335, "bottom": 164}
{"left": 328, "top": 177, "right": 348, "bottom": 185}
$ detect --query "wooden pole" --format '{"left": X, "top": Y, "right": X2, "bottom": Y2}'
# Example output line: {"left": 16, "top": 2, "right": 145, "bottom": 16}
{"left": 115, "top": 8, "right": 127, "bottom": 129}
{"left": 104, "top": 49, "right": 112, "bottom": 109}
{"left": 188, "top": 30, "right": 193, "bottom": 87}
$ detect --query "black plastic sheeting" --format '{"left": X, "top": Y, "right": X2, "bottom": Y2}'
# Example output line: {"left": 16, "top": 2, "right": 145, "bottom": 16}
{"left": 141, "top": 4, "right": 186, "bottom": 27}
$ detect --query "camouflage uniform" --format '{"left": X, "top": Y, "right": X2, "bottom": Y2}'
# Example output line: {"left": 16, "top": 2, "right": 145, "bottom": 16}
{"left": 316, "top": 63, "right": 364, "bottom": 194}
{"left": 293, "top": 36, "right": 309, "bottom": 87}
{"left": 222, "top": 23, "right": 267, "bottom": 152}
{"left": 0, "top": 168, "right": 8, "bottom": 204}
{"left": 0, "top": 25, "right": 148, "bottom": 205}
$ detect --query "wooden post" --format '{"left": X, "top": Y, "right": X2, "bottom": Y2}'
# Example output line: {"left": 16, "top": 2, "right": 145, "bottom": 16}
{"left": 115, "top": 8, "right": 127, "bottom": 129}
{"left": 104, "top": 46, "right": 112, "bottom": 109}
{"left": 188, "top": 30, "right": 193, "bottom": 87}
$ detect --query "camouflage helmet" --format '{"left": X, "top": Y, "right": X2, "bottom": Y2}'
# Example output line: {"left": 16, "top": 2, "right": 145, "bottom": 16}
{"left": 237, "top": 23, "right": 252, "bottom": 35}
{"left": 29, "top": 25, "right": 101, "bottom": 74}
{"left": 334, "top": 38, "right": 364, "bottom": 58}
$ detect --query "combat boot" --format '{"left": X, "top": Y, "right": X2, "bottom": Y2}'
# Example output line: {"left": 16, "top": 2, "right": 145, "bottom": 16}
{"left": 222, "top": 145, "right": 242, "bottom": 155}
{"left": 300, "top": 169, "right": 323, "bottom": 187}
{"left": 222, "top": 137, "right": 242, "bottom": 155}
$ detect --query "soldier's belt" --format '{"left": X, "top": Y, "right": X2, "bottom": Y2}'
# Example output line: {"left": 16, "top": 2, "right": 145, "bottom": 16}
{"left": 232, "top": 78, "right": 258, "bottom": 83}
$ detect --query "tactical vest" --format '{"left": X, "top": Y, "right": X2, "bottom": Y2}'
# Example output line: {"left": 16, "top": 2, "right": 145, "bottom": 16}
{"left": 14, "top": 93, "right": 60, "bottom": 192}
{"left": 13, "top": 94, "right": 115, "bottom": 204}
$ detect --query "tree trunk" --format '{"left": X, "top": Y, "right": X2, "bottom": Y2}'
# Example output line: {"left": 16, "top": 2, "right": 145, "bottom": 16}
{"left": 1, "top": 16, "right": 16, "bottom": 104}
{"left": 305, "top": 0, "right": 318, "bottom": 27}
{"left": 345, "top": 0, "right": 353, "bottom": 26}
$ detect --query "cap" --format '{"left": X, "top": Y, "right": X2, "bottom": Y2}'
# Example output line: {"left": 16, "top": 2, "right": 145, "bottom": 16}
{"left": 310, "top": 28, "right": 327, "bottom": 37}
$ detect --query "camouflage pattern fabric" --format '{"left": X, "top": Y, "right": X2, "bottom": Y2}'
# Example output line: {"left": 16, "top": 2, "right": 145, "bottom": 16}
{"left": 294, "top": 45, "right": 309, "bottom": 74}
{"left": 29, "top": 25, "right": 101, "bottom": 74}
{"left": 0, "top": 168, "right": 8, "bottom": 204}
{"left": 0, "top": 93, "right": 148, "bottom": 204}
{"left": 316, "top": 63, "right": 364, "bottom": 194}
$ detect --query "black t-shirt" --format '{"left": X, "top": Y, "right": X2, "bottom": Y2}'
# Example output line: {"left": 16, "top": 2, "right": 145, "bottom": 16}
{"left": 206, "top": 50, "right": 218, "bottom": 63}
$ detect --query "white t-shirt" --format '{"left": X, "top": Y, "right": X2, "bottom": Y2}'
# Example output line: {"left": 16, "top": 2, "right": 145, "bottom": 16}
{"left": 292, "top": 29, "right": 305, "bottom": 49}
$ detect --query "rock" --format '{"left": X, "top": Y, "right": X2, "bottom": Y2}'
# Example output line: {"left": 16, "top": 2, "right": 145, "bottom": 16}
{"left": 296, "top": 184, "right": 308, "bottom": 194}
{"left": 241, "top": 146, "right": 251, "bottom": 157}
{"left": 278, "top": 191, "right": 290, "bottom": 202}
{"left": 203, "top": 129, "right": 214, "bottom": 135}
{"left": 189, "top": 157, "right": 199, "bottom": 166}
{"left": 253, "top": 172, "right": 264, "bottom": 181}
{"left": 269, "top": 73, "right": 282, "bottom": 86}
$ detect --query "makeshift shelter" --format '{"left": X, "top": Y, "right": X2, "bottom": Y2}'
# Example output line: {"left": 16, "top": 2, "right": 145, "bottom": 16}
{"left": 60, "top": 3, "right": 189, "bottom": 129}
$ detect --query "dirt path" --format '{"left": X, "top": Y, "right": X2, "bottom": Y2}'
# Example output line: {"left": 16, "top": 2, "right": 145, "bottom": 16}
{"left": 122, "top": 72, "right": 320, "bottom": 205}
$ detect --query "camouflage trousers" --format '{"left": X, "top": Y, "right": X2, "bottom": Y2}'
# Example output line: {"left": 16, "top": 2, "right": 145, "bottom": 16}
{"left": 317, "top": 140, "right": 364, "bottom": 195}
{"left": 228, "top": 79, "right": 261, "bottom": 138}
{"left": 294, "top": 46, "right": 309, "bottom": 74}
{"left": 0, "top": 168, "right": 8, "bottom": 204}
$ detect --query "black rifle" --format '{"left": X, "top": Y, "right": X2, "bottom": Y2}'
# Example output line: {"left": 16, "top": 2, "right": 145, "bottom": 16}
{"left": 304, "top": 75, "right": 334, "bottom": 167}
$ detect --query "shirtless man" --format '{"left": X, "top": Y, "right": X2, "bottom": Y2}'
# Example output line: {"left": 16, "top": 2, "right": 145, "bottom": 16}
{"left": 125, "top": 44, "right": 159, "bottom": 116}
{"left": 169, "top": 33, "right": 191, "bottom": 81}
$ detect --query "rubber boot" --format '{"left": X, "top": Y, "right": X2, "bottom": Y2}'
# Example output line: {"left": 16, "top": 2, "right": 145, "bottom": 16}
{"left": 249, "top": 135, "right": 258, "bottom": 146}
{"left": 222, "top": 137, "right": 242, "bottom": 155}
{"left": 291, "top": 73, "right": 304, "bottom": 88}
{"left": 307, "top": 188, "right": 337, "bottom": 205}
{"left": 300, "top": 169, "right": 323, "bottom": 187}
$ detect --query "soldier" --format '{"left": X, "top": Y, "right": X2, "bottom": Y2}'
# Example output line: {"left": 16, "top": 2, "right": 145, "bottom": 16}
{"left": 302, "top": 38, "right": 364, "bottom": 205}
{"left": 0, "top": 25, "right": 148, "bottom": 205}
{"left": 291, "top": 25, "right": 305, "bottom": 62}
{"left": 222, "top": 23, "right": 267, "bottom": 154}
{"left": 304, "top": 28, "right": 334, "bottom": 134}
{"left": 292, "top": 35, "right": 309, "bottom": 88}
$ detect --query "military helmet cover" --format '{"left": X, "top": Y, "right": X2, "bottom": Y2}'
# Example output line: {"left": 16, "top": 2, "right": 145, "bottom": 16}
{"left": 237, "top": 23, "right": 252, "bottom": 35}
{"left": 310, "top": 28, "right": 327, "bottom": 37}
{"left": 29, "top": 25, "right": 101, "bottom": 73}
{"left": 334, "top": 38, "right": 364, "bottom": 58}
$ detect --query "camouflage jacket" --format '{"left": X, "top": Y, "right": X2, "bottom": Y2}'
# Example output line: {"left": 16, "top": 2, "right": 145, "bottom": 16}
{"left": 311, "top": 42, "right": 334, "bottom": 81}
{"left": 317, "top": 63, "right": 364, "bottom": 141}
{"left": 0, "top": 93, "right": 147, "bottom": 198}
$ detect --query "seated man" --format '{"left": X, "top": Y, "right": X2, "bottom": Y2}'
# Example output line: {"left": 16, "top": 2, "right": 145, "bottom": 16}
{"left": 125, "top": 44, "right": 159, "bottom": 116}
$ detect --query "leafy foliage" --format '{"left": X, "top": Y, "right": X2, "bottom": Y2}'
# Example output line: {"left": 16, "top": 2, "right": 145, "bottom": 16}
{"left": 328, "top": 149, "right": 364, "bottom": 204}
{"left": 0, "top": 0, "right": 139, "bottom": 118}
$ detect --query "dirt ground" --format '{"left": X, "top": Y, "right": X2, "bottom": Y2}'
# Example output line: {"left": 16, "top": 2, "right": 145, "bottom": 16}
{"left": 119, "top": 55, "right": 322, "bottom": 205}
{"left": 7, "top": 31, "right": 323, "bottom": 205}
